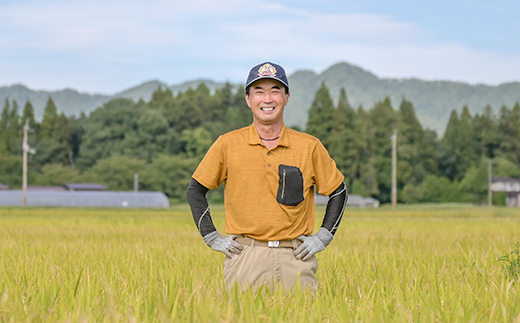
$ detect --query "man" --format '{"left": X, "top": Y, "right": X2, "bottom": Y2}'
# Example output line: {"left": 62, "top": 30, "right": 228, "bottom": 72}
{"left": 186, "top": 62, "right": 347, "bottom": 291}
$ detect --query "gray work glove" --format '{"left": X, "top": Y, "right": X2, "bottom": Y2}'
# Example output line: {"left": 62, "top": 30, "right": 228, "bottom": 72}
{"left": 294, "top": 227, "right": 333, "bottom": 261}
{"left": 203, "top": 231, "right": 244, "bottom": 258}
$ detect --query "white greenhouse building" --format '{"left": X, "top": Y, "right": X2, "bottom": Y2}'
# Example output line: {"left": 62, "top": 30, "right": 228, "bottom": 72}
{"left": 0, "top": 183, "right": 170, "bottom": 208}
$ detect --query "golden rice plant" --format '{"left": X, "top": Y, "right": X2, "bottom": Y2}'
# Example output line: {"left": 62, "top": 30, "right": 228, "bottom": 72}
{"left": 0, "top": 205, "right": 519, "bottom": 322}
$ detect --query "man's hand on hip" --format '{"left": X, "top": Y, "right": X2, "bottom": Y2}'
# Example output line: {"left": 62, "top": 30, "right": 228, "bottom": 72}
{"left": 203, "top": 231, "right": 244, "bottom": 258}
{"left": 294, "top": 227, "right": 333, "bottom": 261}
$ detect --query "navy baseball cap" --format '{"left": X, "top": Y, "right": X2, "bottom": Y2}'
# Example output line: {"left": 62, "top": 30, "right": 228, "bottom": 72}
{"left": 245, "top": 62, "right": 289, "bottom": 92}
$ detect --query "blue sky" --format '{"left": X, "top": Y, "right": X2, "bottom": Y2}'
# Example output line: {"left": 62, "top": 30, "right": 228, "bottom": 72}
{"left": 1, "top": 0, "right": 519, "bottom": 94}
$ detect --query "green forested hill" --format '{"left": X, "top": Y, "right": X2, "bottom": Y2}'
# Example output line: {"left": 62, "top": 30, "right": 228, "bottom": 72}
{"left": 0, "top": 84, "right": 109, "bottom": 120}
{"left": 1, "top": 72, "right": 519, "bottom": 205}
{"left": 0, "top": 80, "right": 234, "bottom": 121}
{"left": 1, "top": 61, "right": 519, "bottom": 133}
{"left": 285, "top": 62, "right": 520, "bottom": 132}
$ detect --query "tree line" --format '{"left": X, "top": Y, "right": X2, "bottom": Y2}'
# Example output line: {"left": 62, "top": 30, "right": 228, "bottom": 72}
{"left": 1, "top": 82, "right": 519, "bottom": 204}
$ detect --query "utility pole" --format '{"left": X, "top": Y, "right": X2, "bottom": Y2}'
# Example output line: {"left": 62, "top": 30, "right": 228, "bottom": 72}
{"left": 391, "top": 129, "right": 397, "bottom": 210}
{"left": 488, "top": 159, "right": 492, "bottom": 207}
{"left": 134, "top": 173, "right": 139, "bottom": 193}
{"left": 22, "top": 118, "right": 36, "bottom": 206}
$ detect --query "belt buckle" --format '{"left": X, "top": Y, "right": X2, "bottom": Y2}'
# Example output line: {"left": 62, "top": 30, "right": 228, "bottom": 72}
{"left": 267, "top": 240, "right": 280, "bottom": 248}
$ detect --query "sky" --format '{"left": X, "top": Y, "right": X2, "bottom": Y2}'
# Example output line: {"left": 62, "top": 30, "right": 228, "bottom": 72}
{"left": 1, "top": 0, "right": 520, "bottom": 94}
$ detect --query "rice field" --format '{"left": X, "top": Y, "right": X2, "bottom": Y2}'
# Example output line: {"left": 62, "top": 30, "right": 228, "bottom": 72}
{"left": 1, "top": 204, "right": 520, "bottom": 322}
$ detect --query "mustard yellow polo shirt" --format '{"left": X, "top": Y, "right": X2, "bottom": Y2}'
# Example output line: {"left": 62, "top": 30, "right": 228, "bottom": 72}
{"left": 192, "top": 123, "right": 344, "bottom": 241}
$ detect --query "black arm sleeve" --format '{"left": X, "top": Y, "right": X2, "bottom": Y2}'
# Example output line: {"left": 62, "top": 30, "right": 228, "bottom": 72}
{"left": 186, "top": 178, "right": 217, "bottom": 237}
{"left": 320, "top": 182, "right": 348, "bottom": 236}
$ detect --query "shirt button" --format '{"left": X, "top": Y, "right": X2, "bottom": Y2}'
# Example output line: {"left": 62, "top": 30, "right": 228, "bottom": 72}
{"left": 267, "top": 164, "right": 271, "bottom": 167}
{"left": 267, "top": 153, "right": 271, "bottom": 156}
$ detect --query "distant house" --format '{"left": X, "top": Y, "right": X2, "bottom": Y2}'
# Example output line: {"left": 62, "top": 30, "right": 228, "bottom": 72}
{"left": 315, "top": 192, "right": 379, "bottom": 208}
{"left": 363, "top": 197, "right": 380, "bottom": 208}
{"left": 491, "top": 177, "right": 520, "bottom": 207}
{"left": 345, "top": 194, "right": 380, "bottom": 208}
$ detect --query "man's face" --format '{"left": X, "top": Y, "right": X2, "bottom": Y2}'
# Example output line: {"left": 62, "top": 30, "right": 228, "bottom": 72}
{"left": 245, "top": 79, "right": 289, "bottom": 126}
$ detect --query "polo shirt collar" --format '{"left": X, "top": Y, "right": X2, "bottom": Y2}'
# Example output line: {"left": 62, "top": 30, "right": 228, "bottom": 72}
{"left": 248, "top": 123, "right": 290, "bottom": 147}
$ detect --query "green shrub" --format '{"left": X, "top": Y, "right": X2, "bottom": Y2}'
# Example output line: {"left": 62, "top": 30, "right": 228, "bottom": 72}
{"left": 499, "top": 243, "right": 520, "bottom": 280}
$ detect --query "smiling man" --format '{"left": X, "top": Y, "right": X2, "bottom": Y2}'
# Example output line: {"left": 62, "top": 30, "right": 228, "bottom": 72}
{"left": 186, "top": 62, "right": 348, "bottom": 292}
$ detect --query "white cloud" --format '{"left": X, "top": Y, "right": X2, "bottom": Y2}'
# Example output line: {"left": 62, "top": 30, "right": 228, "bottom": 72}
{"left": 3, "top": 0, "right": 418, "bottom": 50}
{"left": 0, "top": 0, "right": 518, "bottom": 92}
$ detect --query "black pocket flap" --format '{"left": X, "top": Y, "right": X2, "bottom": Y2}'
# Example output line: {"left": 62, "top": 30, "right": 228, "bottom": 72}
{"left": 277, "top": 164, "right": 304, "bottom": 206}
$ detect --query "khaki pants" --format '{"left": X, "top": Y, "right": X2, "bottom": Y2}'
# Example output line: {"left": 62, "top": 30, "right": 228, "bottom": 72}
{"left": 223, "top": 243, "right": 318, "bottom": 292}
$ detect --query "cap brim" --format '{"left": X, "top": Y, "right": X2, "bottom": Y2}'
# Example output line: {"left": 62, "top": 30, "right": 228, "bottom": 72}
{"left": 245, "top": 76, "right": 289, "bottom": 89}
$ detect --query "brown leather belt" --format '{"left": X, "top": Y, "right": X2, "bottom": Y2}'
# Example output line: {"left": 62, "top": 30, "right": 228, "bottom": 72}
{"left": 235, "top": 237, "right": 302, "bottom": 249}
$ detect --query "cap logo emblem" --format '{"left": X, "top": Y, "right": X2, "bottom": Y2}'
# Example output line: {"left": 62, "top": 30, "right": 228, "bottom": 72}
{"left": 257, "top": 63, "right": 277, "bottom": 77}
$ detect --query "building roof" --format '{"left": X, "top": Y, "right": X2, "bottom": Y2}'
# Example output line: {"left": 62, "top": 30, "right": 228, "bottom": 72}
{"left": 0, "top": 191, "right": 170, "bottom": 208}
{"left": 27, "top": 186, "right": 68, "bottom": 191}
{"left": 64, "top": 183, "right": 108, "bottom": 191}
{"left": 492, "top": 177, "right": 520, "bottom": 183}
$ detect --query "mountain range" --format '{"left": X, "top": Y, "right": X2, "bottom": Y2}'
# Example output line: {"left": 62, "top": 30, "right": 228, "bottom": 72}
{"left": 1, "top": 62, "right": 519, "bottom": 133}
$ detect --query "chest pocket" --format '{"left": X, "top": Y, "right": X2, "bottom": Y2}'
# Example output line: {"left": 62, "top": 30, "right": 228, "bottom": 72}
{"left": 277, "top": 164, "right": 304, "bottom": 206}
